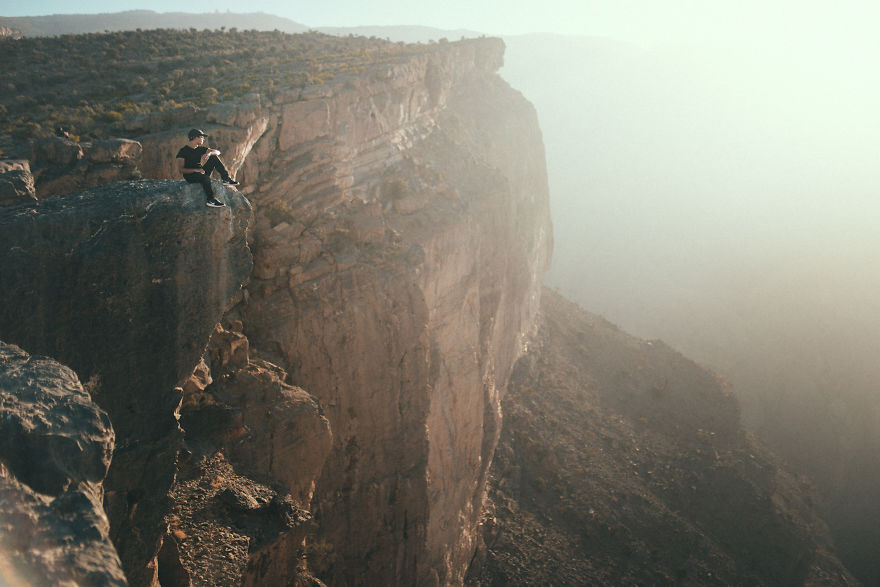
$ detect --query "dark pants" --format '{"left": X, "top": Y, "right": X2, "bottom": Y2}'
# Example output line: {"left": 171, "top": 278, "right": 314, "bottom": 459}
{"left": 183, "top": 155, "right": 231, "bottom": 198}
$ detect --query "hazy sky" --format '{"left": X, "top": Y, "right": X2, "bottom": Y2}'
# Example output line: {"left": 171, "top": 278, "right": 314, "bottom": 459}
{"left": 7, "top": 0, "right": 880, "bottom": 46}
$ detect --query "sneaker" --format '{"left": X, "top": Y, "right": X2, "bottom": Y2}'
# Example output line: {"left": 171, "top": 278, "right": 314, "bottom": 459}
{"left": 222, "top": 178, "right": 239, "bottom": 186}
{"left": 206, "top": 198, "right": 225, "bottom": 208}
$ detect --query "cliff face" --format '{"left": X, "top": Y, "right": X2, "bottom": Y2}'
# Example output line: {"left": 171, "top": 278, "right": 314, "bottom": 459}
{"left": 0, "top": 181, "right": 254, "bottom": 584}
{"left": 124, "top": 38, "right": 550, "bottom": 584}
{"left": 226, "top": 39, "right": 552, "bottom": 585}
{"left": 0, "top": 37, "right": 551, "bottom": 585}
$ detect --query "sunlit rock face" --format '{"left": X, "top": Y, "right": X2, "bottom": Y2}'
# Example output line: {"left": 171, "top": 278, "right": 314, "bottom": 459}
{"left": 170, "top": 323, "right": 333, "bottom": 587}
{"left": 224, "top": 38, "right": 553, "bottom": 585}
{"left": 0, "top": 341, "right": 125, "bottom": 587}
{"left": 30, "top": 136, "right": 143, "bottom": 198}
{"left": 0, "top": 181, "right": 253, "bottom": 585}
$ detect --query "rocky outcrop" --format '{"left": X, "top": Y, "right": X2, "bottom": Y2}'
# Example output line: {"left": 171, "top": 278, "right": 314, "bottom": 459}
{"left": 467, "top": 290, "right": 857, "bottom": 586}
{"left": 0, "top": 159, "right": 36, "bottom": 206}
{"left": 0, "top": 341, "right": 125, "bottom": 586}
{"left": 166, "top": 323, "right": 332, "bottom": 586}
{"left": 137, "top": 37, "right": 552, "bottom": 585}
{"left": 0, "top": 36, "right": 551, "bottom": 585}
{"left": 30, "top": 136, "right": 143, "bottom": 198}
{"left": 202, "top": 325, "right": 333, "bottom": 506}
{"left": 0, "top": 25, "right": 23, "bottom": 38}
{"left": 0, "top": 180, "right": 253, "bottom": 585}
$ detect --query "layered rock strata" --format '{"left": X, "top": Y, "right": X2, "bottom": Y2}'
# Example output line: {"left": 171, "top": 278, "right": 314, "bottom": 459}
{"left": 226, "top": 39, "right": 552, "bottom": 585}
{"left": 0, "top": 181, "right": 253, "bottom": 585}
{"left": 135, "top": 37, "right": 552, "bottom": 584}
{"left": 0, "top": 36, "right": 552, "bottom": 585}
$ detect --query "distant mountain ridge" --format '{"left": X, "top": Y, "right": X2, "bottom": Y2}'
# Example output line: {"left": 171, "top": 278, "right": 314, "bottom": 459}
{"left": 0, "top": 10, "right": 486, "bottom": 41}
{"left": 317, "top": 25, "right": 484, "bottom": 43}
{"left": 0, "top": 10, "right": 308, "bottom": 36}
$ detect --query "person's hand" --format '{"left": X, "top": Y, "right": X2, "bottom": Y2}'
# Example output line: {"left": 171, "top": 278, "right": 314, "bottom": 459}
{"left": 209, "top": 149, "right": 220, "bottom": 156}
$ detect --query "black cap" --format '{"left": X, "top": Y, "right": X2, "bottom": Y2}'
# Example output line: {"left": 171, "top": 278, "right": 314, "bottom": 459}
{"left": 188, "top": 128, "right": 208, "bottom": 140}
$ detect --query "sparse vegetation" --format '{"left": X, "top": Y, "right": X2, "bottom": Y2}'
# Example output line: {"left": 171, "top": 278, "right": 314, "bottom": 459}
{"left": 0, "top": 28, "right": 444, "bottom": 152}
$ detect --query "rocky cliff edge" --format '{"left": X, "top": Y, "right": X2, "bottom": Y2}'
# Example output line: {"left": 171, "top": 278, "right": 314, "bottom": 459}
{"left": 0, "top": 180, "right": 254, "bottom": 584}
{"left": 0, "top": 37, "right": 553, "bottom": 586}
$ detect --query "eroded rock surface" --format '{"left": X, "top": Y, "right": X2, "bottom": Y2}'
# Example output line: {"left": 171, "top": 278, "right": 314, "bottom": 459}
{"left": 0, "top": 181, "right": 253, "bottom": 585}
{"left": 167, "top": 323, "right": 331, "bottom": 586}
{"left": 0, "top": 341, "right": 125, "bottom": 586}
{"left": 30, "top": 136, "right": 143, "bottom": 198}
{"left": 0, "top": 159, "right": 36, "bottom": 206}
{"left": 225, "top": 38, "right": 552, "bottom": 585}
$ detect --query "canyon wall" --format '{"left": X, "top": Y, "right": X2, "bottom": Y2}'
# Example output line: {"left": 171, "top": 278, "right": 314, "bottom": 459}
{"left": 221, "top": 38, "right": 552, "bottom": 585}
{"left": 0, "top": 37, "right": 551, "bottom": 585}
{"left": 0, "top": 181, "right": 254, "bottom": 584}
{"left": 127, "top": 38, "right": 551, "bottom": 584}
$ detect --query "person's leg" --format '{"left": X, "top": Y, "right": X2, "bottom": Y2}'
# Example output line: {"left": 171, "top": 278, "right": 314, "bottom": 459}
{"left": 202, "top": 155, "right": 232, "bottom": 181}
{"left": 197, "top": 174, "right": 214, "bottom": 198}
{"left": 184, "top": 172, "right": 214, "bottom": 197}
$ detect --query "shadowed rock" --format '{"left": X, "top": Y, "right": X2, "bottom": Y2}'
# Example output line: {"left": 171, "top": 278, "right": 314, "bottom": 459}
{"left": 467, "top": 290, "right": 858, "bottom": 586}
{"left": 0, "top": 159, "right": 36, "bottom": 206}
{"left": 0, "top": 341, "right": 126, "bottom": 586}
{"left": 0, "top": 179, "right": 253, "bottom": 585}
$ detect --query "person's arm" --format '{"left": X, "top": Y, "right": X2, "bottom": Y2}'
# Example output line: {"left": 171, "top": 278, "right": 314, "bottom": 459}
{"left": 200, "top": 148, "right": 220, "bottom": 165}
{"left": 177, "top": 157, "right": 204, "bottom": 175}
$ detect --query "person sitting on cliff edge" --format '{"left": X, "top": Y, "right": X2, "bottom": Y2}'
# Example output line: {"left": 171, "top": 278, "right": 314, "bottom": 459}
{"left": 176, "top": 128, "right": 239, "bottom": 208}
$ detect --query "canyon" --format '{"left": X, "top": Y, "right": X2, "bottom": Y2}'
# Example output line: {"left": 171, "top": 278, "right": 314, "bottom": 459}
{"left": 0, "top": 37, "right": 552, "bottom": 585}
{"left": 0, "top": 32, "right": 858, "bottom": 586}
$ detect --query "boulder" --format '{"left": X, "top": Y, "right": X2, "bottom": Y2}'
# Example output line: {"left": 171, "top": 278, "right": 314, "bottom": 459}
{"left": 32, "top": 136, "right": 83, "bottom": 166}
{"left": 208, "top": 356, "right": 333, "bottom": 506}
{"left": 0, "top": 341, "right": 125, "bottom": 586}
{"left": 0, "top": 159, "right": 36, "bottom": 205}
{"left": 27, "top": 139, "right": 144, "bottom": 199}
{"left": 83, "top": 138, "right": 143, "bottom": 164}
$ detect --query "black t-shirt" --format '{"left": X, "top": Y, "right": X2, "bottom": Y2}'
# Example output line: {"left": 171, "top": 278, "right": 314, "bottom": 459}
{"left": 176, "top": 145, "right": 207, "bottom": 171}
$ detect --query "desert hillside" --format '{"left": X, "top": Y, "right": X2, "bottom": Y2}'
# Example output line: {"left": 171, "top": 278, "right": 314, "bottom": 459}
{"left": 468, "top": 289, "right": 857, "bottom": 586}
